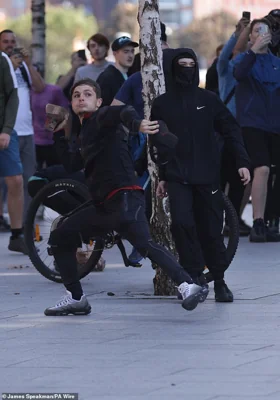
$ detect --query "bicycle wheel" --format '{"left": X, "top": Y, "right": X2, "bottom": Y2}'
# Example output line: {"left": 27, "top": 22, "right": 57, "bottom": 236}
{"left": 162, "top": 192, "right": 239, "bottom": 283}
{"left": 203, "top": 193, "right": 239, "bottom": 283}
{"left": 24, "top": 179, "right": 104, "bottom": 283}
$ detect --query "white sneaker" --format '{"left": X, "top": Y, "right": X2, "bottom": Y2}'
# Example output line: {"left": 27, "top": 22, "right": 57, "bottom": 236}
{"left": 177, "top": 282, "right": 203, "bottom": 311}
{"left": 44, "top": 290, "right": 91, "bottom": 316}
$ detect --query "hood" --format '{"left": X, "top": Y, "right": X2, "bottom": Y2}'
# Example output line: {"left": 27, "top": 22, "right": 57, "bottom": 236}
{"left": 162, "top": 48, "right": 200, "bottom": 92}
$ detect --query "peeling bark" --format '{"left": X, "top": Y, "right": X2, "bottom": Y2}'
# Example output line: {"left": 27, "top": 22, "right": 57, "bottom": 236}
{"left": 138, "top": 0, "right": 176, "bottom": 295}
{"left": 31, "top": 0, "right": 46, "bottom": 77}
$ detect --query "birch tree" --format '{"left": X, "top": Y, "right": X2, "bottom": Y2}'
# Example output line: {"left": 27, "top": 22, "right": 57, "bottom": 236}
{"left": 31, "top": 0, "right": 46, "bottom": 77}
{"left": 138, "top": 0, "right": 176, "bottom": 295}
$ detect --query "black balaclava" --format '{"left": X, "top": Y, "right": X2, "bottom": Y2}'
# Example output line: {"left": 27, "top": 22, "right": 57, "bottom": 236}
{"left": 172, "top": 53, "right": 196, "bottom": 87}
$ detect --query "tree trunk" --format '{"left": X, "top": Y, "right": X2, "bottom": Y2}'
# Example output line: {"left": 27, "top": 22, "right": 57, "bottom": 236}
{"left": 31, "top": 0, "right": 46, "bottom": 77}
{"left": 138, "top": 0, "right": 176, "bottom": 295}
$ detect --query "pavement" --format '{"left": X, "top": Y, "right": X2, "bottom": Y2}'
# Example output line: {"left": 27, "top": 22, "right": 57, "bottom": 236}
{"left": 1, "top": 207, "right": 280, "bottom": 400}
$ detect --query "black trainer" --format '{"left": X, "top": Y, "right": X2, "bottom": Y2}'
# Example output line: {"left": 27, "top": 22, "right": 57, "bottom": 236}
{"left": 250, "top": 218, "right": 266, "bottom": 242}
{"left": 268, "top": 217, "right": 280, "bottom": 234}
{"left": 214, "top": 280, "right": 234, "bottom": 302}
{"left": 266, "top": 227, "right": 280, "bottom": 242}
{"left": 8, "top": 235, "right": 28, "bottom": 255}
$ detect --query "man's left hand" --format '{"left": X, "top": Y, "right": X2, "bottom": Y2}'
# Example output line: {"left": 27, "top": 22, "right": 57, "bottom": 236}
{"left": 139, "top": 120, "right": 159, "bottom": 135}
{"left": 0, "top": 133, "right": 11, "bottom": 150}
{"left": 238, "top": 168, "right": 251, "bottom": 185}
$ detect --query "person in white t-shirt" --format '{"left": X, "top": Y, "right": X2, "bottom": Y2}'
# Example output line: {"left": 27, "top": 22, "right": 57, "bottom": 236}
{"left": 1, "top": 30, "right": 45, "bottom": 223}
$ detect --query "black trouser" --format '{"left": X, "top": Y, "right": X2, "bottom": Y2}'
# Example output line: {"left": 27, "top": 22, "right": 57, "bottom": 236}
{"left": 49, "top": 190, "right": 193, "bottom": 290}
{"left": 265, "top": 165, "right": 280, "bottom": 221}
{"left": 221, "top": 148, "right": 245, "bottom": 218}
{"left": 28, "top": 165, "right": 85, "bottom": 215}
{"left": 168, "top": 182, "right": 227, "bottom": 281}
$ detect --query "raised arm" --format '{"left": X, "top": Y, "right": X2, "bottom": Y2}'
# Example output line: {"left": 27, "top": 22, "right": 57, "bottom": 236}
{"left": 217, "top": 34, "right": 238, "bottom": 76}
{"left": 233, "top": 51, "right": 257, "bottom": 81}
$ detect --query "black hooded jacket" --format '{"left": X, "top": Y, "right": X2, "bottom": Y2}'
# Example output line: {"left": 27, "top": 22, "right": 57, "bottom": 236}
{"left": 151, "top": 48, "right": 251, "bottom": 185}
{"left": 53, "top": 105, "right": 142, "bottom": 203}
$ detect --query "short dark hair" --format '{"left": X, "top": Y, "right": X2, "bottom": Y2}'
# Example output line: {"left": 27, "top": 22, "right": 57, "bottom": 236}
{"left": 70, "top": 78, "right": 102, "bottom": 99}
{"left": 250, "top": 18, "right": 271, "bottom": 33}
{"left": 87, "top": 33, "right": 110, "bottom": 50}
{"left": 0, "top": 29, "right": 14, "bottom": 40}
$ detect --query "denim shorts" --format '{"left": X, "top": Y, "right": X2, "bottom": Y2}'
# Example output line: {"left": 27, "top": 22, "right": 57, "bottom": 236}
{"left": 0, "top": 130, "right": 23, "bottom": 177}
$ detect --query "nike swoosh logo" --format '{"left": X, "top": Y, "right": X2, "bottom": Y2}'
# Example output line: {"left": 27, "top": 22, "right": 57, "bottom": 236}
{"left": 197, "top": 106, "right": 205, "bottom": 110}
{"left": 212, "top": 190, "right": 218, "bottom": 195}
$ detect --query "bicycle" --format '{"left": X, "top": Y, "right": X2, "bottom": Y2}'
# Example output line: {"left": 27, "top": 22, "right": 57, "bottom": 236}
{"left": 24, "top": 179, "right": 239, "bottom": 284}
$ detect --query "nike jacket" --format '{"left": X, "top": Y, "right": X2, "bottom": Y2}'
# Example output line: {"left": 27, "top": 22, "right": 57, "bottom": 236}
{"left": 151, "top": 48, "right": 251, "bottom": 185}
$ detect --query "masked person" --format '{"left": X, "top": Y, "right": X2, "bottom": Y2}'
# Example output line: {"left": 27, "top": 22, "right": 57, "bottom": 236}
{"left": 152, "top": 49, "right": 251, "bottom": 303}
{"left": 44, "top": 78, "right": 207, "bottom": 316}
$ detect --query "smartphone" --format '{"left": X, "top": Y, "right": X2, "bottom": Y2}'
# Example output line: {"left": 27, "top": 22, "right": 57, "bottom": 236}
{"left": 259, "top": 23, "right": 269, "bottom": 35}
{"left": 11, "top": 47, "right": 23, "bottom": 56}
{"left": 77, "top": 49, "right": 87, "bottom": 61}
{"left": 242, "top": 11, "right": 251, "bottom": 20}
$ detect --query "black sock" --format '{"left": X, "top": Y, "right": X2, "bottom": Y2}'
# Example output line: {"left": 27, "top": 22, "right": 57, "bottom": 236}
{"left": 65, "top": 282, "right": 83, "bottom": 301}
{"left": 11, "top": 228, "right": 23, "bottom": 239}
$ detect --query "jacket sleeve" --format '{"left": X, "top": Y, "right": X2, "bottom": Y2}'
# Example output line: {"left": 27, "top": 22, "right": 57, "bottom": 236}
{"left": 233, "top": 50, "right": 257, "bottom": 81}
{"left": 53, "top": 132, "right": 84, "bottom": 173}
{"left": 213, "top": 96, "right": 251, "bottom": 170}
{"left": 97, "top": 105, "right": 142, "bottom": 134}
{"left": 2, "top": 57, "right": 19, "bottom": 135}
{"left": 217, "top": 34, "right": 238, "bottom": 77}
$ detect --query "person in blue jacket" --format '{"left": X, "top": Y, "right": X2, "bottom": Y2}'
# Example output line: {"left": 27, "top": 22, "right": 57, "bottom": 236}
{"left": 233, "top": 18, "right": 280, "bottom": 243}
{"left": 112, "top": 29, "right": 170, "bottom": 264}
{"left": 217, "top": 16, "right": 251, "bottom": 237}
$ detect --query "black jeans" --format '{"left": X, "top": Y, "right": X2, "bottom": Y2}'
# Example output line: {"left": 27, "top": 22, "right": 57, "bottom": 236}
{"left": 35, "top": 145, "right": 60, "bottom": 170}
{"left": 168, "top": 182, "right": 227, "bottom": 281}
{"left": 28, "top": 165, "right": 85, "bottom": 215}
{"left": 49, "top": 190, "right": 193, "bottom": 288}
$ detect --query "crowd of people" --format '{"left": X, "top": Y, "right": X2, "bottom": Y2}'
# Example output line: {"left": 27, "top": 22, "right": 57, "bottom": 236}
{"left": 0, "top": 9, "right": 280, "bottom": 316}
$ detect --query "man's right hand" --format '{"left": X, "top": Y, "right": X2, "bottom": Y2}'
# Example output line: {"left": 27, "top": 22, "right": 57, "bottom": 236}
{"left": 156, "top": 181, "right": 168, "bottom": 198}
{"left": 0, "top": 133, "right": 11, "bottom": 150}
{"left": 72, "top": 57, "right": 86, "bottom": 72}
{"left": 251, "top": 33, "right": 272, "bottom": 53}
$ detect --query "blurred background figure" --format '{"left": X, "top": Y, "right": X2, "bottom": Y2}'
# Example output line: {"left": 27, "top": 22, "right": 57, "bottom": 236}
{"left": 32, "top": 64, "right": 69, "bottom": 170}
{"left": 97, "top": 36, "right": 138, "bottom": 106}
{"left": 56, "top": 51, "right": 87, "bottom": 102}
{"left": 205, "top": 44, "right": 224, "bottom": 95}
{"left": 74, "top": 33, "right": 112, "bottom": 82}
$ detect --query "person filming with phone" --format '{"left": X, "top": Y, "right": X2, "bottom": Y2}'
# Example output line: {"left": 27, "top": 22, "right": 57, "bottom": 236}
{"left": 233, "top": 19, "right": 280, "bottom": 242}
